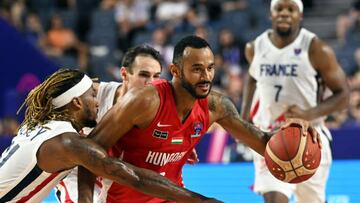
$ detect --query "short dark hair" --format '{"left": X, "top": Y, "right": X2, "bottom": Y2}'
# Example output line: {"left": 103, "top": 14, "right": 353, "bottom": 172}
{"left": 121, "top": 45, "right": 162, "bottom": 73}
{"left": 172, "top": 35, "right": 211, "bottom": 65}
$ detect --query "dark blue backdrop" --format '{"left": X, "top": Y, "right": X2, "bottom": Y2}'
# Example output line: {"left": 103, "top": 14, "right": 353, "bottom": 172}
{"left": 0, "top": 18, "right": 57, "bottom": 118}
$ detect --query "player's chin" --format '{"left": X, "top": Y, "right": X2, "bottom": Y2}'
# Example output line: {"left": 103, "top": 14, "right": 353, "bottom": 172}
{"left": 195, "top": 90, "right": 210, "bottom": 99}
{"left": 85, "top": 119, "right": 97, "bottom": 128}
{"left": 276, "top": 27, "right": 291, "bottom": 36}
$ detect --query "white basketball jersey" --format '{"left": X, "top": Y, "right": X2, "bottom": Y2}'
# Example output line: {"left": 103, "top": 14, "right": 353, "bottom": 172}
{"left": 56, "top": 81, "right": 121, "bottom": 203}
{"left": 96, "top": 82, "right": 121, "bottom": 120}
{"left": 0, "top": 121, "right": 76, "bottom": 202}
{"left": 250, "top": 28, "right": 330, "bottom": 138}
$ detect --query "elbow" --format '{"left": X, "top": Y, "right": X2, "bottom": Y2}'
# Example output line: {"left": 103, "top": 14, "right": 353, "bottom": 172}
{"left": 338, "top": 88, "right": 350, "bottom": 110}
{"left": 331, "top": 84, "right": 350, "bottom": 111}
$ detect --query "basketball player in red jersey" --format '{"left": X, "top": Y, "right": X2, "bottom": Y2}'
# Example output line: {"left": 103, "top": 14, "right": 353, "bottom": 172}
{"left": 56, "top": 45, "right": 201, "bottom": 203}
{"left": 241, "top": 0, "right": 350, "bottom": 202}
{"left": 0, "top": 69, "right": 221, "bottom": 203}
{"left": 79, "top": 35, "right": 318, "bottom": 202}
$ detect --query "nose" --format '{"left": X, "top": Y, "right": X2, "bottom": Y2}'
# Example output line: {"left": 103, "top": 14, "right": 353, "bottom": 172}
{"left": 201, "top": 68, "right": 213, "bottom": 81}
{"left": 146, "top": 76, "right": 158, "bottom": 84}
{"left": 279, "top": 8, "right": 291, "bottom": 17}
{"left": 144, "top": 78, "right": 152, "bottom": 85}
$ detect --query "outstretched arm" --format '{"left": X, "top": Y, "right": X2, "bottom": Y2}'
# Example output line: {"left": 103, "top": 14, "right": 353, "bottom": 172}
{"left": 38, "top": 133, "right": 221, "bottom": 203}
{"left": 209, "top": 92, "right": 321, "bottom": 156}
{"left": 209, "top": 92, "right": 269, "bottom": 155}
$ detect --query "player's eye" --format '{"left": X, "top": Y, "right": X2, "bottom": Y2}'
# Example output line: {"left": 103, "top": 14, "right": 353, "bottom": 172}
{"left": 139, "top": 73, "right": 150, "bottom": 78}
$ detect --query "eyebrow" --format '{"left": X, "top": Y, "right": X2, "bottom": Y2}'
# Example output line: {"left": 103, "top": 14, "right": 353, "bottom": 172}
{"left": 138, "top": 70, "right": 161, "bottom": 75}
{"left": 191, "top": 63, "right": 204, "bottom": 67}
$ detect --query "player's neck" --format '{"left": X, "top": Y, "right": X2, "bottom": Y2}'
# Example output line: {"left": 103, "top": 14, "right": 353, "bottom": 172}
{"left": 114, "top": 83, "right": 126, "bottom": 105}
{"left": 70, "top": 117, "right": 83, "bottom": 132}
{"left": 170, "top": 81, "right": 196, "bottom": 123}
{"left": 270, "top": 28, "right": 300, "bottom": 48}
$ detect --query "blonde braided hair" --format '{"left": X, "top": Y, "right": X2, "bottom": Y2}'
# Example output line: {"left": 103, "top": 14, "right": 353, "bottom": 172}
{"left": 19, "top": 69, "right": 85, "bottom": 131}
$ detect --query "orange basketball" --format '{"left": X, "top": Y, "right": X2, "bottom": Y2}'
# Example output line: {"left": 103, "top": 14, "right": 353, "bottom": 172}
{"left": 264, "top": 124, "right": 321, "bottom": 183}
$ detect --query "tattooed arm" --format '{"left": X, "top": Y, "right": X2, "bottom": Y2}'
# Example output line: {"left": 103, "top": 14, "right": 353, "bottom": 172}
{"left": 37, "top": 133, "right": 221, "bottom": 203}
{"left": 208, "top": 91, "right": 269, "bottom": 156}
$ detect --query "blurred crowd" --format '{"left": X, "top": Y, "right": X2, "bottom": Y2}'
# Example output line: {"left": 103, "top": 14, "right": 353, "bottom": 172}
{"left": 0, "top": 0, "right": 359, "bottom": 155}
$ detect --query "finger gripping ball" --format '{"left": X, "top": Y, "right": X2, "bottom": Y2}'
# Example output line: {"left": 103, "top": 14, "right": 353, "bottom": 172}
{"left": 264, "top": 125, "right": 321, "bottom": 183}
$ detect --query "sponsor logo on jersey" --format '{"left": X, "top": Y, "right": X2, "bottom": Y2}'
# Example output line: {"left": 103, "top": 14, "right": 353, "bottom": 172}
{"left": 294, "top": 48, "right": 302, "bottom": 55}
{"left": 156, "top": 122, "right": 172, "bottom": 127}
{"left": 152, "top": 129, "right": 168, "bottom": 139}
{"left": 191, "top": 122, "right": 203, "bottom": 138}
{"left": 259, "top": 64, "right": 298, "bottom": 77}
{"left": 145, "top": 151, "right": 187, "bottom": 166}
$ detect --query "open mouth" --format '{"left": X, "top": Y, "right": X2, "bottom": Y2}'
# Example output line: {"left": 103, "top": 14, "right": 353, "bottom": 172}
{"left": 197, "top": 83, "right": 210, "bottom": 92}
{"left": 277, "top": 21, "right": 291, "bottom": 27}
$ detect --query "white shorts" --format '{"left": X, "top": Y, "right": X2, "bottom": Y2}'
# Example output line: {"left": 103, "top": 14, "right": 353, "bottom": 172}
{"left": 253, "top": 125, "right": 332, "bottom": 203}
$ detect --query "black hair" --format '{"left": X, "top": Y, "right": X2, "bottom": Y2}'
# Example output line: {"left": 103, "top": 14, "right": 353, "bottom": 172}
{"left": 172, "top": 35, "right": 211, "bottom": 65}
{"left": 121, "top": 45, "right": 162, "bottom": 73}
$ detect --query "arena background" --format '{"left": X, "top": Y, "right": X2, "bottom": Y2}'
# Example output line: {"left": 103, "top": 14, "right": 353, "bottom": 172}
{"left": 0, "top": 0, "right": 359, "bottom": 202}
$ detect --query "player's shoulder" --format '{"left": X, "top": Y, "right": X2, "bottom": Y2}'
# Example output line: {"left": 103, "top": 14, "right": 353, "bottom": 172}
{"left": 245, "top": 40, "right": 255, "bottom": 51}
{"left": 208, "top": 89, "right": 227, "bottom": 111}
{"left": 125, "top": 85, "right": 160, "bottom": 107}
{"left": 245, "top": 30, "right": 266, "bottom": 50}
{"left": 309, "top": 36, "right": 335, "bottom": 58}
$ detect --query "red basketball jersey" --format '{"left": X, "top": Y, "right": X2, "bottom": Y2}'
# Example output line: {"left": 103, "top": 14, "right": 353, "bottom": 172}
{"left": 101, "top": 80, "right": 210, "bottom": 203}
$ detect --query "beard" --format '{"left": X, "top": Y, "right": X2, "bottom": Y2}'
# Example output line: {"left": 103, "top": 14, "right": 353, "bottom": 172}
{"left": 83, "top": 103, "right": 97, "bottom": 128}
{"left": 275, "top": 27, "right": 292, "bottom": 37}
{"left": 83, "top": 119, "right": 97, "bottom": 128}
{"left": 180, "top": 73, "right": 212, "bottom": 99}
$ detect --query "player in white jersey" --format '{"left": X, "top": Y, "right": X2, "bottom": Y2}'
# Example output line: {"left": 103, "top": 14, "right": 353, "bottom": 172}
{"left": 55, "top": 45, "right": 163, "bottom": 203}
{"left": 241, "top": 0, "right": 350, "bottom": 203}
{"left": 0, "top": 68, "right": 222, "bottom": 203}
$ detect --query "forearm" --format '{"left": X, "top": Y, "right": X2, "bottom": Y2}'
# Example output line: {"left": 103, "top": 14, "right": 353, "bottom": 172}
{"left": 224, "top": 118, "right": 268, "bottom": 156}
{"left": 240, "top": 75, "right": 256, "bottom": 121}
{"left": 78, "top": 166, "right": 96, "bottom": 203}
{"left": 73, "top": 139, "right": 211, "bottom": 202}
{"left": 307, "top": 91, "right": 349, "bottom": 120}
{"left": 97, "top": 157, "right": 209, "bottom": 202}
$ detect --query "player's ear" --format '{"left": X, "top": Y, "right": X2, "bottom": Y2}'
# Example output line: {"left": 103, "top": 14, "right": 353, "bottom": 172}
{"left": 71, "top": 97, "right": 82, "bottom": 109}
{"left": 169, "top": 63, "right": 180, "bottom": 77}
{"left": 299, "top": 12, "right": 304, "bottom": 21}
{"left": 120, "top": 67, "right": 127, "bottom": 81}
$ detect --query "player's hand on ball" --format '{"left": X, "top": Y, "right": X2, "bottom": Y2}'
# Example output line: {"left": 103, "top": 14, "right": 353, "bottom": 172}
{"left": 285, "top": 104, "right": 311, "bottom": 120}
{"left": 281, "top": 118, "right": 322, "bottom": 149}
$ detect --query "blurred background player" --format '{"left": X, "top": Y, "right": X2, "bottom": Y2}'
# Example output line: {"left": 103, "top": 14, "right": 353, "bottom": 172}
{"left": 0, "top": 69, "right": 220, "bottom": 203}
{"left": 241, "top": 0, "right": 350, "bottom": 203}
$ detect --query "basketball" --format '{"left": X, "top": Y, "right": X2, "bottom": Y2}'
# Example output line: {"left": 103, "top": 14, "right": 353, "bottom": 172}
{"left": 264, "top": 124, "right": 321, "bottom": 183}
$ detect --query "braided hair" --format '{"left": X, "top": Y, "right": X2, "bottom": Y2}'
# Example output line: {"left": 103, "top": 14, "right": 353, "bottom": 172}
{"left": 19, "top": 69, "right": 85, "bottom": 131}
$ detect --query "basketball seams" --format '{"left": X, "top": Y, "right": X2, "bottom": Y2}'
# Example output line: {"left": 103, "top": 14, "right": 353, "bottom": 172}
{"left": 265, "top": 126, "right": 321, "bottom": 183}
{"left": 280, "top": 128, "right": 298, "bottom": 177}
{"left": 302, "top": 134, "right": 322, "bottom": 169}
